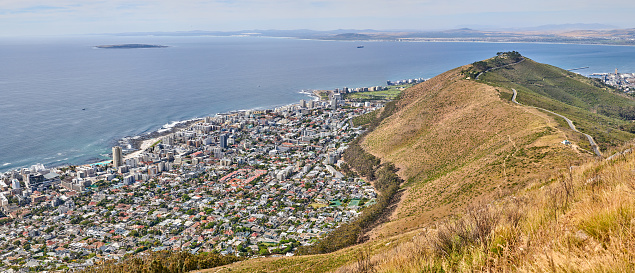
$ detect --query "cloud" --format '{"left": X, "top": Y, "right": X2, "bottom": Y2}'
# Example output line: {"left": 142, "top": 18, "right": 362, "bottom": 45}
{"left": 0, "top": 4, "right": 73, "bottom": 15}
{"left": 0, "top": 0, "right": 634, "bottom": 36}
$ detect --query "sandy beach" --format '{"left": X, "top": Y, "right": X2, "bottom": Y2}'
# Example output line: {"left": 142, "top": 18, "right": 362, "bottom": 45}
{"left": 124, "top": 137, "right": 162, "bottom": 161}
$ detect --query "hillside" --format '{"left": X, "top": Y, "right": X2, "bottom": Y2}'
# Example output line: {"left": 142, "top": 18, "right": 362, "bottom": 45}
{"left": 479, "top": 58, "right": 635, "bottom": 152}
{"left": 361, "top": 59, "right": 590, "bottom": 239}
{"left": 203, "top": 55, "right": 635, "bottom": 272}
{"left": 331, "top": 143, "right": 635, "bottom": 272}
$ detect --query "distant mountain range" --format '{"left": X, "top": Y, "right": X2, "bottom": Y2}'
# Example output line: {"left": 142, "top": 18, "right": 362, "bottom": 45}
{"left": 111, "top": 25, "right": 635, "bottom": 46}
{"left": 514, "top": 23, "right": 619, "bottom": 31}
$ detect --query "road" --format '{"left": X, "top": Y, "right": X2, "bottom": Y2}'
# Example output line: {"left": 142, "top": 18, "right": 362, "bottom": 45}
{"left": 511, "top": 88, "right": 602, "bottom": 157}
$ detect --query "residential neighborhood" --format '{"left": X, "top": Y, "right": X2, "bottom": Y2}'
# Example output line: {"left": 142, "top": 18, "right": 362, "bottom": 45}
{"left": 0, "top": 98, "right": 382, "bottom": 272}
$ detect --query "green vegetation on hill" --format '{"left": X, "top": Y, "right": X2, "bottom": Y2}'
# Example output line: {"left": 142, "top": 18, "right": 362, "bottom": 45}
{"left": 462, "top": 51, "right": 523, "bottom": 79}
{"left": 351, "top": 111, "right": 378, "bottom": 127}
{"left": 80, "top": 250, "right": 242, "bottom": 273}
{"left": 297, "top": 161, "right": 402, "bottom": 255}
{"left": 351, "top": 99, "right": 400, "bottom": 130}
{"left": 479, "top": 58, "right": 635, "bottom": 151}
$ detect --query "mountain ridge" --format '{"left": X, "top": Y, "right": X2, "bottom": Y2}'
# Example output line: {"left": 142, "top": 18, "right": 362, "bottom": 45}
{"left": 110, "top": 27, "right": 635, "bottom": 46}
{"left": 361, "top": 57, "right": 587, "bottom": 239}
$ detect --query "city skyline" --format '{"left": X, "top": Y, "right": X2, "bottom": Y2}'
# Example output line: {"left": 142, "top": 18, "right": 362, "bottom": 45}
{"left": 1, "top": 0, "right": 635, "bottom": 37}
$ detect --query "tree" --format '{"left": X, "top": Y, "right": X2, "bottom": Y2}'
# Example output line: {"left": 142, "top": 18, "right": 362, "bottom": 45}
{"left": 472, "top": 61, "right": 489, "bottom": 71}
{"left": 258, "top": 248, "right": 269, "bottom": 256}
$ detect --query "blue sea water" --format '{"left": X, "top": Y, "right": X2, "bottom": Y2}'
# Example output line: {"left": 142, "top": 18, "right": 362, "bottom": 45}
{"left": 2, "top": 36, "right": 635, "bottom": 172}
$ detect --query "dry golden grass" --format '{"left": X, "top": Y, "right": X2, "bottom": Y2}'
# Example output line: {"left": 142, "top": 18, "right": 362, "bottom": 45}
{"left": 362, "top": 66, "right": 587, "bottom": 238}
{"left": 331, "top": 144, "right": 635, "bottom": 273}
{"left": 197, "top": 231, "right": 414, "bottom": 273}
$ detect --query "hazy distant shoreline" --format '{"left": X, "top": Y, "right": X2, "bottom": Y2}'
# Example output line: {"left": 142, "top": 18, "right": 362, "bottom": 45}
{"left": 111, "top": 28, "right": 635, "bottom": 46}
{"left": 95, "top": 44, "right": 168, "bottom": 49}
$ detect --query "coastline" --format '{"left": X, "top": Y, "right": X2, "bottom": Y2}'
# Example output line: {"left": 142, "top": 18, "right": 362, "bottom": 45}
{"left": 118, "top": 118, "right": 203, "bottom": 153}
{"left": 118, "top": 92, "right": 324, "bottom": 161}
{"left": 123, "top": 137, "right": 162, "bottom": 161}
{"left": 96, "top": 85, "right": 398, "bottom": 165}
{"left": 2, "top": 78, "right": 427, "bottom": 173}
{"left": 1, "top": 92, "right": 317, "bottom": 173}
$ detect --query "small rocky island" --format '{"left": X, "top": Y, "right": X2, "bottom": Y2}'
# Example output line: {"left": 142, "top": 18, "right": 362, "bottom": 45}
{"left": 95, "top": 44, "right": 168, "bottom": 49}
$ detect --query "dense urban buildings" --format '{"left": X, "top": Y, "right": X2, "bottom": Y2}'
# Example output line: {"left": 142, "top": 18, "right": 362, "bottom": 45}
{"left": 0, "top": 97, "right": 383, "bottom": 271}
{"left": 591, "top": 69, "right": 635, "bottom": 92}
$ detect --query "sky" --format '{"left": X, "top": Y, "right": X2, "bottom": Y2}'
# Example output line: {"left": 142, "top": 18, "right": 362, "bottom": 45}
{"left": 1, "top": 0, "right": 635, "bottom": 36}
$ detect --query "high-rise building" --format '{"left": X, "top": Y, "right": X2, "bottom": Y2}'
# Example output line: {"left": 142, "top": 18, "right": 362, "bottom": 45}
{"left": 23, "top": 174, "right": 31, "bottom": 189}
{"left": 330, "top": 95, "right": 339, "bottom": 110}
{"left": 112, "top": 146, "right": 123, "bottom": 168}
{"left": 220, "top": 134, "right": 228, "bottom": 149}
{"left": 0, "top": 193, "right": 8, "bottom": 207}
{"left": 11, "top": 179, "right": 20, "bottom": 190}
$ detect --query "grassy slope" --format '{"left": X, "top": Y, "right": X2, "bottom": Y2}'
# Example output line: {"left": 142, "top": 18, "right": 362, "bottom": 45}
{"left": 480, "top": 59, "right": 635, "bottom": 152}
{"left": 352, "top": 59, "right": 635, "bottom": 272}
{"left": 361, "top": 65, "right": 584, "bottom": 239}
{"left": 196, "top": 235, "right": 405, "bottom": 273}
{"left": 334, "top": 147, "right": 635, "bottom": 272}
{"left": 204, "top": 58, "right": 635, "bottom": 272}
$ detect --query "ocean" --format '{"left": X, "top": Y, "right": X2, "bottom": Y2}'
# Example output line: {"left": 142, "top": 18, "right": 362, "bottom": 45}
{"left": 2, "top": 36, "right": 635, "bottom": 172}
